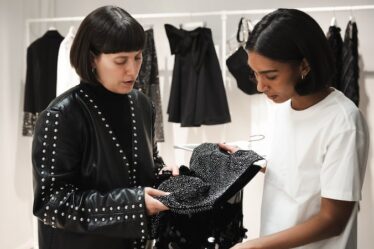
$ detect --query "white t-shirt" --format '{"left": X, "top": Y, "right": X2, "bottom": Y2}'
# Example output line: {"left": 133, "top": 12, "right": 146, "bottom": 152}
{"left": 261, "top": 89, "right": 369, "bottom": 249}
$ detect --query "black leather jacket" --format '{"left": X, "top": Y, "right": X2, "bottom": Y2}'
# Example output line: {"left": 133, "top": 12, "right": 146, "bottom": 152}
{"left": 32, "top": 83, "right": 164, "bottom": 249}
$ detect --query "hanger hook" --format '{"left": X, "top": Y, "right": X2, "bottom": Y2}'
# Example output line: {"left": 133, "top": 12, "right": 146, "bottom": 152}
{"left": 349, "top": 6, "right": 356, "bottom": 22}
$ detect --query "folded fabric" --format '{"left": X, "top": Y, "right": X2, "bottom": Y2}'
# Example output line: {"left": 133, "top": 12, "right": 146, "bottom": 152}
{"left": 157, "top": 143, "right": 263, "bottom": 214}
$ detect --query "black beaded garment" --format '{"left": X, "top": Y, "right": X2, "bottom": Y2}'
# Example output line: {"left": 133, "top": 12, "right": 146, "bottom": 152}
{"left": 157, "top": 143, "right": 262, "bottom": 213}
{"left": 153, "top": 143, "right": 263, "bottom": 249}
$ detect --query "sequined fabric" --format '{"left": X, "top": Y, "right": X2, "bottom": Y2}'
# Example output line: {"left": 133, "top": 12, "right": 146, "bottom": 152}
{"left": 157, "top": 143, "right": 263, "bottom": 213}
{"left": 22, "top": 112, "right": 39, "bottom": 136}
{"left": 153, "top": 143, "right": 260, "bottom": 248}
{"left": 153, "top": 201, "right": 247, "bottom": 249}
{"left": 134, "top": 29, "right": 164, "bottom": 142}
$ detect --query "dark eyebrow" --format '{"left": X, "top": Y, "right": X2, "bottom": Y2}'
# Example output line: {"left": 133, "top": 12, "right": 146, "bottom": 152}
{"left": 114, "top": 51, "right": 142, "bottom": 59}
{"left": 114, "top": 56, "right": 128, "bottom": 59}
{"left": 258, "top": 69, "right": 278, "bottom": 74}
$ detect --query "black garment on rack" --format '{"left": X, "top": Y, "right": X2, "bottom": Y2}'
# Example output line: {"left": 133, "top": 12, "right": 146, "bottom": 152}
{"left": 165, "top": 24, "right": 231, "bottom": 127}
{"left": 226, "top": 17, "right": 259, "bottom": 95}
{"left": 23, "top": 30, "right": 64, "bottom": 136}
{"left": 134, "top": 28, "right": 165, "bottom": 142}
{"left": 326, "top": 25, "right": 343, "bottom": 89}
{"left": 341, "top": 20, "right": 360, "bottom": 106}
{"left": 226, "top": 46, "right": 258, "bottom": 95}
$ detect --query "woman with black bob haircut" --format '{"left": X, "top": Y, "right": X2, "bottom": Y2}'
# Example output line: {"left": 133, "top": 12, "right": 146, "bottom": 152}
{"left": 246, "top": 8, "right": 334, "bottom": 97}
{"left": 70, "top": 5, "right": 145, "bottom": 85}
{"left": 32, "top": 6, "right": 178, "bottom": 249}
{"left": 220, "top": 8, "right": 369, "bottom": 249}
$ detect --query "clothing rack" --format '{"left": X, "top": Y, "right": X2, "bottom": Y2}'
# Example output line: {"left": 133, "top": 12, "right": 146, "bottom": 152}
{"left": 25, "top": 4, "right": 374, "bottom": 82}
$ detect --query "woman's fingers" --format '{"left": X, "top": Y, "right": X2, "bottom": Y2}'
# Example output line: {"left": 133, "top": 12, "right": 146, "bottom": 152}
{"left": 160, "top": 165, "right": 180, "bottom": 176}
{"left": 144, "top": 188, "right": 170, "bottom": 215}
{"left": 218, "top": 142, "right": 239, "bottom": 154}
{"left": 154, "top": 199, "right": 169, "bottom": 211}
{"left": 171, "top": 165, "right": 179, "bottom": 176}
{"left": 144, "top": 187, "right": 170, "bottom": 196}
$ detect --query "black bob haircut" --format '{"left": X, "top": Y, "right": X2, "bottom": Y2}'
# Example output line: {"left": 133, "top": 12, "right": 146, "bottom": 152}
{"left": 70, "top": 6, "right": 145, "bottom": 84}
{"left": 246, "top": 8, "right": 334, "bottom": 96}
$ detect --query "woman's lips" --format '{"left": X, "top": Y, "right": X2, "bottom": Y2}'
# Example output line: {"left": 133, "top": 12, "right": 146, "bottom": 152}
{"left": 122, "top": 80, "right": 134, "bottom": 85}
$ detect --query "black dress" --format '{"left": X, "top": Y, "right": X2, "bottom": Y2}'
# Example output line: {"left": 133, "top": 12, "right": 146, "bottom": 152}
{"left": 134, "top": 28, "right": 165, "bottom": 142}
{"left": 326, "top": 25, "right": 343, "bottom": 89}
{"left": 165, "top": 24, "right": 231, "bottom": 127}
{"left": 23, "top": 30, "right": 64, "bottom": 136}
{"left": 341, "top": 20, "right": 360, "bottom": 106}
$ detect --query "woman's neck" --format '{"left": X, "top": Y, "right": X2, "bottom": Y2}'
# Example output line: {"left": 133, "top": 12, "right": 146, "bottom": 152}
{"left": 291, "top": 87, "right": 333, "bottom": 111}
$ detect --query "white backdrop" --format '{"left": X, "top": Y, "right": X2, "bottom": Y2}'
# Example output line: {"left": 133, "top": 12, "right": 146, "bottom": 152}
{"left": 1, "top": 0, "right": 373, "bottom": 248}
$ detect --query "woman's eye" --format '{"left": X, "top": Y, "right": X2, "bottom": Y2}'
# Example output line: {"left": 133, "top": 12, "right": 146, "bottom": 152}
{"left": 115, "top": 61, "right": 126, "bottom": 65}
{"left": 135, "top": 57, "right": 142, "bottom": 61}
{"left": 266, "top": 75, "right": 277, "bottom": 80}
{"left": 249, "top": 73, "right": 257, "bottom": 81}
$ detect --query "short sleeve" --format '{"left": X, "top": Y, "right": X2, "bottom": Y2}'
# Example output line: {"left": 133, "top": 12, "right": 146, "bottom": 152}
{"left": 321, "top": 125, "right": 369, "bottom": 201}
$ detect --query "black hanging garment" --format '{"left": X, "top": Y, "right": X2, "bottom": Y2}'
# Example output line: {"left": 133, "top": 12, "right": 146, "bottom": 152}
{"left": 226, "top": 18, "right": 259, "bottom": 95}
{"left": 23, "top": 30, "right": 64, "bottom": 136}
{"left": 326, "top": 25, "right": 343, "bottom": 89}
{"left": 134, "top": 28, "right": 165, "bottom": 142}
{"left": 341, "top": 20, "right": 360, "bottom": 106}
{"left": 165, "top": 24, "right": 231, "bottom": 127}
{"left": 153, "top": 143, "right": 263, "bottom": 249}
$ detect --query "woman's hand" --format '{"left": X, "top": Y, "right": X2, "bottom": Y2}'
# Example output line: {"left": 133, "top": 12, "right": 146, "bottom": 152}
{"left": 218, "top": 143, "right": 239, "bottom": 154}
{"left": 230, "top": 239, "right": 264, "bottom": 249}
{"left": 144, "top": 187, "right": 170, "bottom": 216}
{"left": 159, "top": 164, "right": 180, "bottom": 176}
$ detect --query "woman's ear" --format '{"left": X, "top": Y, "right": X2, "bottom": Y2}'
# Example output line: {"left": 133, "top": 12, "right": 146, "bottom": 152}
{"left": 300, "top": 58, "right": 310, "bottom": 77}
{"left": 90, "top": 50, "right": 97, "bottom": 70}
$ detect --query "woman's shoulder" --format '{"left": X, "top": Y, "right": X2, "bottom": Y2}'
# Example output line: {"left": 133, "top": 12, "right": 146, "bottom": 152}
{"left": 330, "top": 90, "right": 361, "bottom": 117}
{"left": 44, "top": 84, "right": 85, "bottom": 114}
{"left": 326, "top": 90, "right": 366, "bottom": 131}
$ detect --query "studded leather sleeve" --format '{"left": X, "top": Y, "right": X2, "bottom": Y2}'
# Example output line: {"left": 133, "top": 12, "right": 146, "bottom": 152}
{"left": 32, "top": 108, "right": 148, "bottom": 240}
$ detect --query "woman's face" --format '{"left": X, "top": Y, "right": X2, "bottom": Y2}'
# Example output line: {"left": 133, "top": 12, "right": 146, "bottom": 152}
{"left": 93, "top": 50, "right": 142, "bottom": 94}
{"left": 248, "top": 51, "right": 302, "bottom": 103}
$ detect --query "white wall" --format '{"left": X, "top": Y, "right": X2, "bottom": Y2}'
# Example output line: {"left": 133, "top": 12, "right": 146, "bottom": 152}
{"left": 0, "top": 1, "right": 58, "bottom": 248}
{"left": 1, "top": 1, "right": 33, "bottom": 248}
{"left": 2, "top": 0, "right": 373, "bottom": 248}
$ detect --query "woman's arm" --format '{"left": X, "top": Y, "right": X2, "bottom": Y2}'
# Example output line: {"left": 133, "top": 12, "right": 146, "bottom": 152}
{"left": 231, "top": 197, "right": 355, "bottom": 249}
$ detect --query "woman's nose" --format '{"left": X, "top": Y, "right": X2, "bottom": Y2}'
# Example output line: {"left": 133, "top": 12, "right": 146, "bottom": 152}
{"left": 125, "top": 59, "right": 138, "bottom": 77}
{"left": 256, "top": 78, "right": 268, "bottom": 93}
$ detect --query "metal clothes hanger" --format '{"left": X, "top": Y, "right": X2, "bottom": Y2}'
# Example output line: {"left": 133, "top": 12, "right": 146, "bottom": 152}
{"left": 179, "top": 21, "right": 207, "bottom": 30}
{"left": 330, "top": 8, "right": 338, "bottom": 27}
{"left": 349, "top": 6, "right": 356, "bottom": 23}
